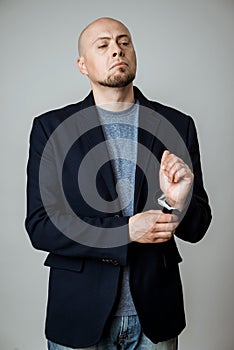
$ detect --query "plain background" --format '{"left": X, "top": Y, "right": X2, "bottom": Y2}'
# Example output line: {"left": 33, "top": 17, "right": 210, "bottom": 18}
{"left": 1, "top": 0, "right": 233, "bottom": 349}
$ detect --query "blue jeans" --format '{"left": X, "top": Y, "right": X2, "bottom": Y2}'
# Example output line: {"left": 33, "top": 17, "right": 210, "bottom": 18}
{"left": 47, "top": 315, "right": 178, "bottom": 350}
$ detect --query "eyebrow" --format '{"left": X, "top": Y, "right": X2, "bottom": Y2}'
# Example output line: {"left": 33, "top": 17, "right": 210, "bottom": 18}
{"left": 93, "top": 34, "right": 130, "bottom": 45}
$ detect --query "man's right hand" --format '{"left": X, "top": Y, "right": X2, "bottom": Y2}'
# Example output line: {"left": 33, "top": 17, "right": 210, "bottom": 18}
{"left": 129, "top": 210, "right": 179, "bottom": 243}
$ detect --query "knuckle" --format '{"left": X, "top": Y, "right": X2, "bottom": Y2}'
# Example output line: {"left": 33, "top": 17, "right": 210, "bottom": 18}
{"left": 165, "top": 232, "right": 173, "bottom": 239}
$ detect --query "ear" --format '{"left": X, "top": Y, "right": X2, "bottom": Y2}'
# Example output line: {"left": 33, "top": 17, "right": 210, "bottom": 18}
{"left": 77, "top": 56, "right": 88, "bottom": 75}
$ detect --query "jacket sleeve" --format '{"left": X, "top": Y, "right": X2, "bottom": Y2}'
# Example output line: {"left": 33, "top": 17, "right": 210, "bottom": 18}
{"left": 25, "top": 117, "right": 128, "bottom": 265}
{"left": 175, "top": 117, "right": 212, "bottom": 243}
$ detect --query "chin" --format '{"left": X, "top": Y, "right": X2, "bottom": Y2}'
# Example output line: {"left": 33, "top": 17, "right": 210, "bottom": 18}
{"left": 99, "top": 73, "right": 135, "bottom": 88}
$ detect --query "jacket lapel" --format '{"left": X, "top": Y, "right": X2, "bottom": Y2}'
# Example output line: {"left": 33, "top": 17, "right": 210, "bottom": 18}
{"left": 133, "top": 88, "right": 162, "bottom": 212}
{"left": 79, "top": 93, "right": 120, "bottom": 211}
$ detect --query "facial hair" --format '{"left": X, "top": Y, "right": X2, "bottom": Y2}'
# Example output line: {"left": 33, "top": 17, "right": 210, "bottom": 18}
{"left": 98, "top": 67, "right": 135, "bottom": 88}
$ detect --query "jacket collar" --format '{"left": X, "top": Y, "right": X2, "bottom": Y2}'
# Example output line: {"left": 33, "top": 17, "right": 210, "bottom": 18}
{"left": 79, "top": 85, "right": 156, "bottom": 110}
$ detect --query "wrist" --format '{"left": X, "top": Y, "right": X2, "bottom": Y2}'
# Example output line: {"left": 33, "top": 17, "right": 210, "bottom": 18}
{"left": 158, "top": 194, "right": 184, "bottom": 213}
{"left": 128, "top": 216, "right": 136, "bottom": 241}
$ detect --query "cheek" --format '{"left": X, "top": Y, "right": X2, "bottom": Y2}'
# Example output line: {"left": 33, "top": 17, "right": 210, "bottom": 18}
{"left": 87, "top": 58, "right": 107, "bottom": 76}
{"left": 132, "top": 52, "right": 137, "bottom": 67}
{"left": 127, "top": 51, "right": 137, "bottom": 68}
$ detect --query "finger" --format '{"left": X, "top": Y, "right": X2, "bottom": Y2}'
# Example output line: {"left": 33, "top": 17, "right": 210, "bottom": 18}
{"left": 161, "top": 152, "right": 180, "bottom": 170}
{"left": 153, "top": 231, "right": 173, "bottom": 241}
{"left": 153, "top": 238, "right": 171, "bottom": 243}
{"left": 173, "top": 167, "right": 188, "bottom": 183}
{"left": 166, "top": 162, "right": 185, "bottom": 182}
{"left": 150, "top": 222, "right": 178, "bottom": 233}
{"left": 154, "top": 213, "right": 178, "bottom": 223}
{"left": 174, "top": 166, "right": 193, "bottom": 183}
{"left": 162, "top": 156, "right": 185, "bottom": 180}
{"left": 136, "top": 237, "right": 169, "bottom": 244}
{"left": 163, "top": 155, "right": 192, "bottom": 179}
{"left": 161, "top": 150, "right": 170, "bottom": 169}
{"left": 136, "top": 231, "right": 174, "bottom": 244}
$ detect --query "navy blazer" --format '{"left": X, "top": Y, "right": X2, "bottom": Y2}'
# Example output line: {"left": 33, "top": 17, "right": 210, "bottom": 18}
{"left": 25, "top": 87, "right": 212, "bottom": 347}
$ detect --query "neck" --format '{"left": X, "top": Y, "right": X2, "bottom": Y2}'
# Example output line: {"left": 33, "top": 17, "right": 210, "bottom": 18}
{"left": 91, "top": 84, "right": 135, "bottom": 112}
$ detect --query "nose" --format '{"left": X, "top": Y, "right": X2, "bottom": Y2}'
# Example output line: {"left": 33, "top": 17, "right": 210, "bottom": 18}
{"left": 113, "top": 50, "right": 123, "bottom": 57}
{"left": 112, "top": 43, "right": 124, "bottom": 58}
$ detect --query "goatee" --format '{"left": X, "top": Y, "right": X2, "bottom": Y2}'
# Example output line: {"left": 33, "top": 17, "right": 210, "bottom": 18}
{"left": 98, "top": 69, "right": 135, "bottom": 88}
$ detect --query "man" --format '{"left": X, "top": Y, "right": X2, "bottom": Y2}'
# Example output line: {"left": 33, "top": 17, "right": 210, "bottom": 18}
{"left": 25, "top": 17, "right": 212, "bottom": 350}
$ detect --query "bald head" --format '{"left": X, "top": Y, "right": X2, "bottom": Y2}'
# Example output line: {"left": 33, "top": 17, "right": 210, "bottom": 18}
{"left": 77, "top": 17, "right": 137, "bottom": 91}
{"left": 78, "top": 17, "right": 132, "bottom": 57}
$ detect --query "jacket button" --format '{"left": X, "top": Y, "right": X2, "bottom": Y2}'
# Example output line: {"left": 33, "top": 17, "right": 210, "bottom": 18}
{"left": 111, "top": 259, "right": 119, "bottom": 266}
{"left": 114, "top": 214, "right": 120, "bottom": 218}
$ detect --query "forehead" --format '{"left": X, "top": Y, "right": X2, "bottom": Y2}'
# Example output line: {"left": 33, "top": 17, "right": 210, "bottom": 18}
{"left": 85, "top": 20, "right": 131, "bottom": 44}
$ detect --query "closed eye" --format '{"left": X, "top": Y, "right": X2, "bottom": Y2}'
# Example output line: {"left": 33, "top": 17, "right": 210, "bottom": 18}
{"left": 98, "top": 44, "right": 108, "bottom": 49}
{"left": 119, "top": 42, "right": 129, "bottom": 46}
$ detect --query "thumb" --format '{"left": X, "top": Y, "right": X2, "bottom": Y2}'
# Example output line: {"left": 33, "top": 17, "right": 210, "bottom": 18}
{"left": 161, "top": 150, "right": 170, "bottom": 169}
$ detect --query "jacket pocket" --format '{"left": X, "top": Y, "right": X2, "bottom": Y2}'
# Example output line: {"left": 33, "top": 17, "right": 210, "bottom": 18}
{"left": 44, "top": 253, "right": 84, "bottom": 272}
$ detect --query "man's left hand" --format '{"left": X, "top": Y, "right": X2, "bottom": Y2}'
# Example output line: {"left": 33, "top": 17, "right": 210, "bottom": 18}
{"left": 160, "top": 150, "right": 194, "bottom": 211}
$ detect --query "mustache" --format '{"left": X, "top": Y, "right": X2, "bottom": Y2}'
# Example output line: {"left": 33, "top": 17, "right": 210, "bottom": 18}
{"left": 109, "top": 61, "right": 128, "bottom": 70}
